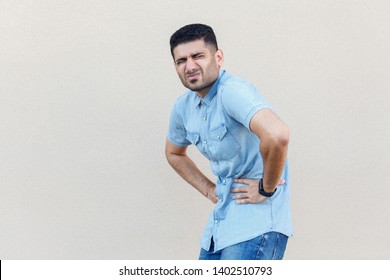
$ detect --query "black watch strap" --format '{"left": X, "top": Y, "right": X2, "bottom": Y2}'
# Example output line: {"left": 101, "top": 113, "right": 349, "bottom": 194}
{"left": 258, "top": 178, "right": 277, "bottom": 197}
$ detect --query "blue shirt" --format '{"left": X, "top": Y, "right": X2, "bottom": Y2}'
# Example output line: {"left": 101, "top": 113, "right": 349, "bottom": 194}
{"left": 168, "top": 70, "right": 292, "bottom": 252}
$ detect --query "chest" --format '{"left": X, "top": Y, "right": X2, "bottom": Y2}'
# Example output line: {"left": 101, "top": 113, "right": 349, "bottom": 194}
{"left": 183, "top": 100, "right": 245, "bottom": 161}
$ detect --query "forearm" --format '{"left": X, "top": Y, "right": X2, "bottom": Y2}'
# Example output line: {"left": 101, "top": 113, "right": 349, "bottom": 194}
{"left": 167, "top": 153, "right": 215, "bottom": 199}
{"left": 260, "top": 137, "right": 289, "bottom": 192}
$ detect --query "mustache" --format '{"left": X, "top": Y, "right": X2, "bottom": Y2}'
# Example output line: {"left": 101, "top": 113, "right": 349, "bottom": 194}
{"left": 185, "top": 70, "right": 200, "bottom": 78}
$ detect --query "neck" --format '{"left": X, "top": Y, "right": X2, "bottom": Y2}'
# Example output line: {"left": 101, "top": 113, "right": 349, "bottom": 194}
{"left": 197, "top": 87, "right": 211, "bottom": 99}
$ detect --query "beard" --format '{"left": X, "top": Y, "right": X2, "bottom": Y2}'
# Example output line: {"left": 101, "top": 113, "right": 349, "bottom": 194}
{"left": 186, "top": 78, "right": 211, "bottom": 92}
{"left": 181, "top": 71, "right": 217, "bottom": 94}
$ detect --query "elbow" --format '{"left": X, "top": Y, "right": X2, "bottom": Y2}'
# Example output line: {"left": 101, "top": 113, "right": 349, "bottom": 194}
{"left": 268, "top": 125, "right": 290, "bottom": 149}
{"left": 165, "top": 149, "right": 175, "bottom": 166}
{"left": 165, "top": 139, "right": 188, "bottom": 168}
{"left": 166, "top": 154, "right": 177, "bottom": 170}
{"left": 278, "top": 126, "right": 290, "bottom": 147}
{"left": 165, "top": 149, "right": 183, "bottom": 168}
{"left": 166, "top": 156, "right": 175, "bottom": 167}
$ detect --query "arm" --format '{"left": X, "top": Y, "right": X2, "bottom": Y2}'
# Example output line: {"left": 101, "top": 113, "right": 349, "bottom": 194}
{"left": 231, "top": 109, "right": 289, "bottom": 203}
{"left": 165, "top": 139, "right": 217, "bottom": 203}
{"left": 250, "top": 109, "right": 290, "bottom": 192}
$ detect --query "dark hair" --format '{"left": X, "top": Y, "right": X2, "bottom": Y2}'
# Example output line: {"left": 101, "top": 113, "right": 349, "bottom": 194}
{"left": 169, "top": 23, "right": 218, "bottom": 57}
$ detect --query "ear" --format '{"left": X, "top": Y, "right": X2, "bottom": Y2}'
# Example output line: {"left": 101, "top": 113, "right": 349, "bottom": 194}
{"left": 215, "top": 49, "right": 224, "bottom": 67}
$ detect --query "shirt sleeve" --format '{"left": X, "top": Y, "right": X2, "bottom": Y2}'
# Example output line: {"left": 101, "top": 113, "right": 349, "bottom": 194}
{"left": 167, "top": 102, "right": 191, "bottom": 147}
{"left": 220, "top": 80, "right": 272, "bottom": 130}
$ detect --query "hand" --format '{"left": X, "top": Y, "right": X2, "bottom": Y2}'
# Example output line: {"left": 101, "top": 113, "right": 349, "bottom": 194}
{"left": 206, "top": 185, "right": 218, "bottom": 204}
{"left": 231, "top": 178, "right": 285, "bottom": 204}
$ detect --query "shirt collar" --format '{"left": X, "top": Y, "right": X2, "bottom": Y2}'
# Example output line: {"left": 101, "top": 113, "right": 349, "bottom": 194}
{"left": 194, "top": 69, "right": 226, "bottom": 108}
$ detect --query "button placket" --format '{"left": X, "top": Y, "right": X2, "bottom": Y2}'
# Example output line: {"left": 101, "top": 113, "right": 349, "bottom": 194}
{"left": 200, "top": 102, "right": 211, "bottom": 157}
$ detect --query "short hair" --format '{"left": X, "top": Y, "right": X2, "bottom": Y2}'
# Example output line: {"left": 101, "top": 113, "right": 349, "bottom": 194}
{"left": 169, "top": 23, "right": 218, "bottom": 57}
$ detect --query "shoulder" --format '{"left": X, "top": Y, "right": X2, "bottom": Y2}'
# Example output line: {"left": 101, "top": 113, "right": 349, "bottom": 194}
{"left": 217, "top": 73, "right": 259, "bottom": 106}
{"left": 175, "top": 89, "right": 193, "bottom": 104}
{"left": 172, "top": 90, "right": 196, "bottom": 113}
{"left": 218, "top": 73, "right": 258, "bottom": 97}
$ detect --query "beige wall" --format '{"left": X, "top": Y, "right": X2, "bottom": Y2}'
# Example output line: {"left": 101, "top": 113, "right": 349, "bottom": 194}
{"left": 1, "top": 0, "right": 389, "bottom": 259}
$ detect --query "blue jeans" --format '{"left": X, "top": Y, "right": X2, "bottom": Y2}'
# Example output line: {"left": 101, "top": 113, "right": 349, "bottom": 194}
{"left": 199, "top": 232, "right": 288, "bottom": 260}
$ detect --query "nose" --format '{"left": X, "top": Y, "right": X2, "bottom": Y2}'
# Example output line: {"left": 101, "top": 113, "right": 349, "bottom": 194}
{"left": 185, "top": 58, "right": 196, "bottom": 72}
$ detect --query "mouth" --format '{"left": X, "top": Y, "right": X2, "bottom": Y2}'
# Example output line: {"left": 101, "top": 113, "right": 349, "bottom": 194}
{"left": 185, "top": 71, "right": 200, "bottom": 81}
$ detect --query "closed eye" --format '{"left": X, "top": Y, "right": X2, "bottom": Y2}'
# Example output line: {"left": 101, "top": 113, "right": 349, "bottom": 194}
{"left": 192, "top": 53, "right": 204, "bottom": 59}
{"left": 175, "top": 58, "right": 186, "bottom": 65}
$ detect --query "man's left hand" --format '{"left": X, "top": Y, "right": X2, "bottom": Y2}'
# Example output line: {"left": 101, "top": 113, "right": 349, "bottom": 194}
{"left": 231, "top": 178, "right": 285, "bottom": 204}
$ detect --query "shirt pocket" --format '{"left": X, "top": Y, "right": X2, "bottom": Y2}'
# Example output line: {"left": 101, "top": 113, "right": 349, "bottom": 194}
{"left": 209, "top": 124, "right": 240, "bottom": 160}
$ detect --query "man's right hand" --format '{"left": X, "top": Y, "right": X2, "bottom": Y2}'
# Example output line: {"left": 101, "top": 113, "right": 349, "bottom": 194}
{"left": 166, "top": 139, "right": 217, "bottom": 204}
{"left": 206, "top": 185, "right": 218, "bottom": 204}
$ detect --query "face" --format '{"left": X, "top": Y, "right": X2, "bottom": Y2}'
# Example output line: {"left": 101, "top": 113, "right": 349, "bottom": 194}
{"left": 172, "top": 39, "right": 224, "bottom": 98}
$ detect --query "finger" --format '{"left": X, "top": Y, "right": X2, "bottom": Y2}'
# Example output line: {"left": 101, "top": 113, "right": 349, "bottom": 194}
{"left": 232, "top": 193, "right": 249, "bottom": 200}
{"left": 230, "top": 187, "right": 248, "bottom": 193}
{"left": 235, "top": 198, "right": 250, "bottom": 204}
{"left": 278, "top": 179, "right": 286, "bottom": 185}
{"left": 233, "top": 178, "right": 250, "bottom": 185}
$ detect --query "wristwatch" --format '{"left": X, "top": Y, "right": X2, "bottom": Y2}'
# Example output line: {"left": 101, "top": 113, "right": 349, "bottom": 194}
{"left": 258, "top": 178, "right": 277, "bottom": 197}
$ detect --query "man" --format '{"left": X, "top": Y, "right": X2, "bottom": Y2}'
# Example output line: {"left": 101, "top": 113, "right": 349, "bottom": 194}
{"left": 165, "top": 23, "right": 292, "bottom": 260}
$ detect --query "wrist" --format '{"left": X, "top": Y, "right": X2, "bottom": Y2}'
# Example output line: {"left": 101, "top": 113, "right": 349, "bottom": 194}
{"left": 205, "top": 184, "right": 215, "bottom": 198}
{"left": 258, "top": 178, "right": 277, "bottom": 197}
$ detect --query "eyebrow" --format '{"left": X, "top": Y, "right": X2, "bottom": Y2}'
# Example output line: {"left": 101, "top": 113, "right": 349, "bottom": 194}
{"left": 175, "top": 52, "right": 205, "bottom": 63}
{"left": 192, "top": 52, "right": 204, "bottom": 57}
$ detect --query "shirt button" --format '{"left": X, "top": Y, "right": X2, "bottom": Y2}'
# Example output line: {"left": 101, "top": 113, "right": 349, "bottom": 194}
{"left": 214, "top": 220, "right": 219, "bottom": 224}
{"left": 203, "top": 116, "right": 207, "bottom": 120}
{"left": 217, "top": 136, "right": 220, "bottom": 139}
{"left": 204, "top": 140, "right": 207, "bottom": 144}
{"left": 214, "top": 161, "right": 218, "bottom": 165}
{"left": 223, "top": 180, "right": 226, "bottom": 184}
{"left": 219, "top": 198, "right": 223, "bottom": 202}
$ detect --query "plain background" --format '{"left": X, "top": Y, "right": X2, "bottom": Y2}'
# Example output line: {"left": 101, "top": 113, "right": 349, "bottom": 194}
{"left": 1, "top": 0, "right": 389, "bottom": 259}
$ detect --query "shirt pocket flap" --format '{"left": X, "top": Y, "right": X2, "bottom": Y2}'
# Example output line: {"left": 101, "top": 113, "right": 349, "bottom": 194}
{"left": 210, "top": 124, "right": 228, "bottom": 141}
{"left": 186, "top": 132, "right": 200, "bottom": 145}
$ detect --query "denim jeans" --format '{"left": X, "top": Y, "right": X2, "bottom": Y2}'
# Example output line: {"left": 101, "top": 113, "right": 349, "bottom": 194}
{"left": 199, "top": 232, "right": 288, "bottom": 260}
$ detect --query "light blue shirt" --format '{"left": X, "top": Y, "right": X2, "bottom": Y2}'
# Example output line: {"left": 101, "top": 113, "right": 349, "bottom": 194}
{"left": 168, "top": 70, "right": 292, "bottom": 252}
